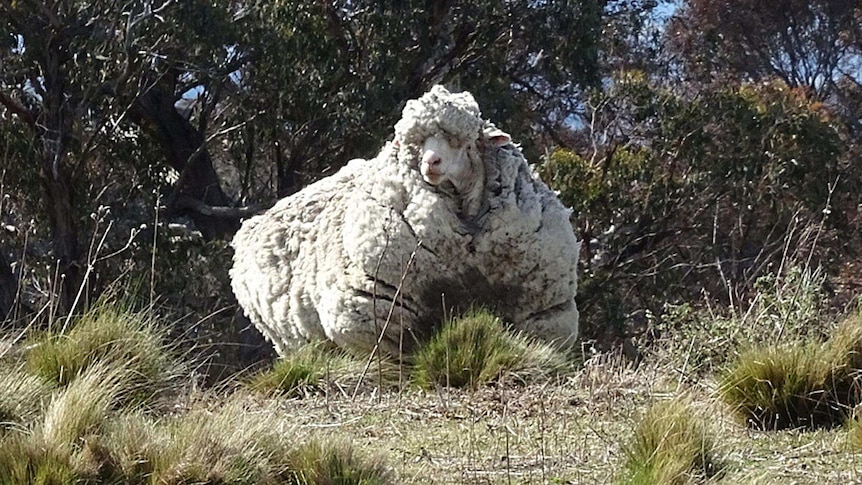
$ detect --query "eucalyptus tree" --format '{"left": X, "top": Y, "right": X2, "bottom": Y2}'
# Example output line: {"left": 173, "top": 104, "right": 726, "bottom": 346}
{"left": 232, "top": 0, "right": 604, "bottom": 200}
{"left": 0, "top": 0, "right": 245, "bottom": 313}
{"left": 1, "top": 0, "right": 606, "bottom": 319}
{"left": 668, "top": 0, "right": 861, "bottom": 96}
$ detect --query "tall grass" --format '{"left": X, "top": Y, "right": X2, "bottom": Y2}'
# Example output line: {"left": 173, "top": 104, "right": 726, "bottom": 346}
{"left": 0, "top": 362, "right": 132, "bottom": 483}
{"left": 411, "top": 308, "right": 568, "bottom": 389}
{"left": 288, "top": 439, "right": 392, "bottom": 484}
{"left": 649, "top": 266, "right": 831, "bottom": 376}
{"left": 0, "top": 299, "right": 396, "bottom": 484}
{"left": 619, "top": 398, "right": 721, "bottom": 484}
{"left": 96, "top": 393, "right": 393, "bottom": 484}
{"left": 0, "top": 364, "right": 53, "bottom": 427}
{"left": 721, "top": 311, "right": 862, "bottom": 430}
{"left": 25, "top": 299, "right": 183, "bottom": 405}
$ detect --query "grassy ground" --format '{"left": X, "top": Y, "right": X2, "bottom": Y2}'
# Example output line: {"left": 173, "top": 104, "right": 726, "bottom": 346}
{"left": 4, "top": 279, "right": 862, "bottom": 483}
{"left": 236, "top": 352, "right": 862, "bottom": 483}
{"left": 3, "top": 343, "right": 862, "bottom": 483}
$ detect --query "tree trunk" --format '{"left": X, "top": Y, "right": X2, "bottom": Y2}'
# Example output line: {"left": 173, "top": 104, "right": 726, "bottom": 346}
{"left": 37, "top": 31, "right": 84, "bottom": 315}
{"left": 0, "top": 251, "right": 18, "bottom": 321}
{"left": 41, "top": 164, "right": 83, "bottom": 313}
{"left": 133, "top": 83, "right": 240, "bottom": 240}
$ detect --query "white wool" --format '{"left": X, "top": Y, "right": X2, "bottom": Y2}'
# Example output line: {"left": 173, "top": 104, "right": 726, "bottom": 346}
{"left": 230, "top": 85, "right": 581, "bottom": 356}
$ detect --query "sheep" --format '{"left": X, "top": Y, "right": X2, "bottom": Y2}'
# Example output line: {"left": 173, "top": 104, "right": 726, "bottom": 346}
{"left": 229, "top": 85, "right": 581, "bottom": 357}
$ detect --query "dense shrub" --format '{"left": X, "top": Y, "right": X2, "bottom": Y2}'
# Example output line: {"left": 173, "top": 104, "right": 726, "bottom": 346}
{"left": 541, "top": 73, "right": 852, "bottom": 341}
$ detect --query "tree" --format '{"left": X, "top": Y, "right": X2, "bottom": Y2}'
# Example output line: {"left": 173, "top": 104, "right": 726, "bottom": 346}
{"left": 231, "top": 0, "right": 604, "bottom": 200}
{"left": 668, "top": 0, "right": 861, "bottom": 97}
{"left": 0, "top": 0, "right": 606, "bottom": 321}
{"left": 542, "top": 72, "right": 851, "bottom": 339}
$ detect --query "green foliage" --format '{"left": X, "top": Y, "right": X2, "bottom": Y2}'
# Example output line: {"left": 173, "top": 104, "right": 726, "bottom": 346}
{"left": 619, "top": 398, "right": 721, "bottom": 484}
{"left": 720, "top": 312, "right": 862, "bottom": 430}
{"left": 25, "top": 299, "right": 182, "bottom": 404}
{"left": 542, "top": 72, "right": 850, "bottom": 340}
{"left": 411, "top": 308, "right": 567, "bottom": 389}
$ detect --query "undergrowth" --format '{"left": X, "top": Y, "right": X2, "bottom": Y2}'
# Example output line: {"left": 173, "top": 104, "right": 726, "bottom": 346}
{"left": 648, "top": 266, "right": 832, "bottom": 378}
{"left": 0, "top": 301, "right": 395, "bottom": 484}
{"left": 25, "top": 299, "right": 183, "bottom": 406}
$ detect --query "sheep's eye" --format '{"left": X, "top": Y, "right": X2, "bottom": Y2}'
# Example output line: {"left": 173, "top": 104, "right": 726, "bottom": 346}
{"left": 447, "top": 136, "right": 464, "bottom": 149}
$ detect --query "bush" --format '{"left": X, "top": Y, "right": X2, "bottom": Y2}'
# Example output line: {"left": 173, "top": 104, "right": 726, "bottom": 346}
{"left": 411, "top": 308, "right": 568, "bottom": 389}
{"left": 619, "top": 398, "right": 721, "bottom": 484}
{"left": 541, "top": 75, "right": 850, "bottom": 342}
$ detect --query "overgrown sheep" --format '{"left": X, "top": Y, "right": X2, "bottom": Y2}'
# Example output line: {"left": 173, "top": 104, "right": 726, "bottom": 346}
{"left": 230, "top": 85, "right": 581, "bottom": 356}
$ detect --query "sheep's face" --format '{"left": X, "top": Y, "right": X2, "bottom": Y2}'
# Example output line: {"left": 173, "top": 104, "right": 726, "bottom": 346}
{"left": 419, "top": 134, "right": 471, "bottom": 187}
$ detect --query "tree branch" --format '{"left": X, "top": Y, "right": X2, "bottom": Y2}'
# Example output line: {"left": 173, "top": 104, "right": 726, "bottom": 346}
{"left": 171, "top": 194, "right": 265, "bottom": 219}
{"left": 0, "top": 90, "right": 35, "bottom": 127}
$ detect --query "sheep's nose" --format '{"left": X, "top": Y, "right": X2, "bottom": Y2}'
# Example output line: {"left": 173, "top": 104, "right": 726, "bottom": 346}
{"left": 422, "top": 151, "right": 441, "bottom": 168}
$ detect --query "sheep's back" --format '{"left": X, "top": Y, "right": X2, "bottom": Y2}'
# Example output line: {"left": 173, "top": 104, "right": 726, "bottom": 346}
{"left": 230, "top": 163, "right": 363, "bottom": 353}
{"left": 473, "top": 145, "right": 581, "bottom": 344}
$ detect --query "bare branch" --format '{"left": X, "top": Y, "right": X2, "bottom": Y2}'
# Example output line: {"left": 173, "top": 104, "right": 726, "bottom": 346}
{"left": 171, "top": 195, "right": 264, "bottom": 219}
{"left": 0, "top": 91, "right": 35, "bottom": 127}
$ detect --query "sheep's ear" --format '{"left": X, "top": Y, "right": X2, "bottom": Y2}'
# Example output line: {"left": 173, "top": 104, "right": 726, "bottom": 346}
{"left": 489, "top": 134, "right": 511, "bottom": 147}
{"left": 484, "top": 125, "right": 511, "bottom": 147}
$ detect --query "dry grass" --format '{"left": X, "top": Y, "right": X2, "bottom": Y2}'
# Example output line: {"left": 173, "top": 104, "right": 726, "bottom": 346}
{"left": 25, "top": 300, "right": 184, "bottom": 407}
{"left": 4, "top": 276, "right": 862, "bottom": 483}
{"left": 0, "top": 364, "right": 54, "bottom": 427}
{"left": 246, "top": 341, "right": 402, "bottom": 398}
{"left": 3, "top": 328, "right": 862, "bottom": 483}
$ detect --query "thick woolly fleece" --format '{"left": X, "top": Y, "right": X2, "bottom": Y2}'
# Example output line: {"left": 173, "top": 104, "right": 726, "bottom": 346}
{"left": 230, "top": 85, "right": 581, "bottom": 356}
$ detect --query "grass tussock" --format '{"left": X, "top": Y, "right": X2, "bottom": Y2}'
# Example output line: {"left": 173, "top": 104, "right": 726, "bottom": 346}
{"left": 411, "top": 308, "right": 568, "bottom": 389}
{"left": 37, "top": 362, "right": 131, "bottom": 449}
{"left": 25, "top": 300, "right": 183, "bottom": 403}
{"left": 287, "top": 439, "right": 392, "bottom": 484}
{"left": 102, "top": 394, "right": 392, "bottom": 484}
{"left": 847, "top": 413, "right": 862, "bottom": 453}
{"left": 247, "top": 341, "right": 399, "bottom": 397}
{"left": 0, "top": 435, "right": 77, "bottom": 485}
{"left": 0, "top": 388, "right": 395, "bottom": 484}
{"left": 0, "top": 364, "right": 54, "bottom": 428}
{"left": 619, "top": 398, "right": 721, "bottom": 485}
{"left": 0, "top": 363, "right": 132, "bottom": 484}
{"left": 721, "top": 312, "right": 862, "bottom": 430}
